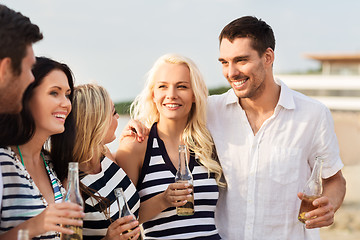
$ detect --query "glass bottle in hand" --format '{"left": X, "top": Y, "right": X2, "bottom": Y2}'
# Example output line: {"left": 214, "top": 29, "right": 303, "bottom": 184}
{"left": 298, "top": 156, "right": 323, "bottom": 223}
{"left": 175, "top": 145, "right": 194, "bottom": 216}
{"left": 61, "top": 162, "right": 84, "bottom": 240}
{"left": 114, "top": 188, "right": 143, "bottom": 240}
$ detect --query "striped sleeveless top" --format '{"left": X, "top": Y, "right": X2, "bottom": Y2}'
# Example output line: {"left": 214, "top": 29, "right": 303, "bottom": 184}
{"left": 137, "top": 123, "right": 221, "bottom": 239}
{"left": 0, "top": 147, "right": 65, "bottom": 239}
{"left": 81, "top": 156, "right": 140, "bottom": 239}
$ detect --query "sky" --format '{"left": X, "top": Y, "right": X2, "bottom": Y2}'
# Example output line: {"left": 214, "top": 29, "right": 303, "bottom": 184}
{"left": 2, "top": 0, "right": 360, "bottom": 102}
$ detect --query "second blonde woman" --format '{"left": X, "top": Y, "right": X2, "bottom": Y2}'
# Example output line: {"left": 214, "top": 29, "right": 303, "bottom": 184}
{"left": 116, "top": 54, "right": 225, "bottom": 239}
{"left": 72, "top": 84, "right": 141, "bottom": 239}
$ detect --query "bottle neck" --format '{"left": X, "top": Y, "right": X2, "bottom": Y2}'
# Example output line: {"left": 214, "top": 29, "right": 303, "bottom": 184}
{"left": 114, "top": 188, "right": 135, "bottom": 219}
{"left": 176, "top": 145, "right": 193, "bottom": 183}
{"left": 311, "top": 157, "right": 323, "bottom": 182}
{"left": 178, "top": 146, "right": 190, "bottom": 174}
{"left": 68, "top": 169, "right": 80, "bottom": 190}
{"left": 65, "top": 162, "right": 83, "bottom": 206}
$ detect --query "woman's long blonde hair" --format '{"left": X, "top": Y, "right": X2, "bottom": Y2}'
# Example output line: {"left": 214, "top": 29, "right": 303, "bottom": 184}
{"left": 72, "top": 84, "right": 112, "bottom": 167}
{"left": 72, "top": 84, "right": 113, "bottom": 216}
{"left": 131, "top": 54, "right": 225, "bottom": 187}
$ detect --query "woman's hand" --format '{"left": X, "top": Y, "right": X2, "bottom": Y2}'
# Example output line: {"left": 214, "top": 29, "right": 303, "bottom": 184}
{"left": 30, "top": 202, "right": 84, "bottom": 237}
{"left": 162, "top": 182, "right": 193, "bottom": 209}
{"left": 103, "top": 215, "right": 141, "bottom": 240}
{"left": 0, "top": 202, "right": 85, "bottom": 239}
{"left": 120, "top": 119, "right": 149, "bottom": 143}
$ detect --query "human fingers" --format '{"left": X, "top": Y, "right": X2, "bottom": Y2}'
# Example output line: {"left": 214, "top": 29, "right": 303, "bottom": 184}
{"left": 107, "top": 216, "right": 139, "bottom": 239}
{"left": 120, "top": 129, "right": 137, "bottom": 142}
{"left": 53, "top": 202, "right": 84, "bottom": 211}
{"left": 130, "top": 119, "right": 148, "bottom": 139}
{"left": 305, "top": 210, "right": 334, "bottom": 229}
{"left": 108, "top": 216, "right": 135, "bottom": 232}
{"left": 42, "top": 210, "right": 83, "bottom": 228}
{"left": 34, "top": 205, "right": 83, "bottom": 235}
{"left": 169, "top": 182, "right": 191, "bottom": 190}
{"left": 121, "top": 226, "right": 141, "bottom": 240}
{"left": 297, "top": 192, "right": 304, "bottom": 200}
{"left": 127, "top": 119, "right": 148, "bottom": 141}
{"left": 46, "top": 219, "right": 84, "bottom": 235}
{"left": 305, "top": 196, "right": 333, "bottom": 219}
{"left": 167, "top": 183, "right": 192, "bottom": 199}
{"left": 304, "top": 197, "right": 334, "bottom": 228}
{"left": 162, "top": 186, "right": 191, "bottom": 207}
{"left": 49, "top": 203, "right": 85, "bottom": 219}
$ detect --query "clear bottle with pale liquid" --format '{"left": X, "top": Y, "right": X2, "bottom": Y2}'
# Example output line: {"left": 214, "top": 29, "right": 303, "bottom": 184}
{"left": 61, "top": 162, "right": 84, "bottom": 240}
{"left": 114, "top": 188, "right": 144, "bottom": 240}
{"left": 175, "top": 145, "right": 194, "bottom": 216}
{"left": 298, "top": 156, "right": 323, "bottom": 223}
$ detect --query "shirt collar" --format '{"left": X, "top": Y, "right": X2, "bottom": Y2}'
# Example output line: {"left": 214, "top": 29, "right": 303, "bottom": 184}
{"left": 225, "top": 88, "right": 239, "bottom": 105}
{"left": 224, "top": 78, "right": 296, "bottom": 110}
{"left": 275, "top": 78, "right": 295, "bottom": 110}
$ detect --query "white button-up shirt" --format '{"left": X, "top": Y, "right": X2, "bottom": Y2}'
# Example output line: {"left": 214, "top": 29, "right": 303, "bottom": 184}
{"left": 207, "top": 80, "right": 343, "bottom": 240}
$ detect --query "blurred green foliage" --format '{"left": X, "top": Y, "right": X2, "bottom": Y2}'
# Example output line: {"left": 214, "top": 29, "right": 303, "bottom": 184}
{"left": 114, "top": 86, "right": 231, "bottom": 115}
{"left": 114, "top": 101, "right": 132, "bottom": 115}
{"left": 208, "top": 86, "right": 231, "bottom": 95}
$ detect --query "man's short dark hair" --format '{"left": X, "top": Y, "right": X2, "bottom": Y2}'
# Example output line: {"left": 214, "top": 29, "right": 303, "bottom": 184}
{"left": 219, "top": 16, "right": 275, "bottom": 56}
{"left": 0, "top": 4, "right": 43, "bottom": 75}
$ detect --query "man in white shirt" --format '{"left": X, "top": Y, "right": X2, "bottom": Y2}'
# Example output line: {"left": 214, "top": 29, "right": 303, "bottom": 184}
{"left": 125, "top": 15, "right": 346, "bottom": 240}
{"left": 207, "top": 16, "right": 346, "bottom": 240}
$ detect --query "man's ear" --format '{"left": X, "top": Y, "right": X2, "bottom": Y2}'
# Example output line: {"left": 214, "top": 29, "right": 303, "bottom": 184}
{"left": 0, "top": 57, "right": 13, "bottom": 86}
{"left": 263, "top": 47, "right": 275, "bottom": 67}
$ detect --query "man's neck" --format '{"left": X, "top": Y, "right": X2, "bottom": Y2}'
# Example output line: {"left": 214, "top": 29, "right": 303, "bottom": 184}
{"left": 239, "top": 77, "right": 281, "bottom": 135}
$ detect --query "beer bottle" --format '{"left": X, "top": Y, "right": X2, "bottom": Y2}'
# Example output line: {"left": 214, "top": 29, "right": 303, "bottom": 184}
{"left": 61, "top": 162, "right": 84, "bottom": 240}
{"left": 114, "top": 188, "right": 144, "bottom": 240}
{"left": 175, "top": 145, "right": 194, "bottom": 216}
{"left": 298, "top": 156, "right": 323, "bottom": 223}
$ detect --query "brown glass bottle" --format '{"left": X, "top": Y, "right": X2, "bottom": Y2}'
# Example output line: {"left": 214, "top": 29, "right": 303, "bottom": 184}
{"left": 298, "top": 156, "right": 323, "bottom": 223}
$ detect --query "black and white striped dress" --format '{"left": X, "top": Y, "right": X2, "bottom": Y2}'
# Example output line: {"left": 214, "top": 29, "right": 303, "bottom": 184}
{"left": 0, "top": 147, "right": 65, "bottom": 239}
{"left": 81, "top": 156, "right": 140, "bottom": 239}
{"left": 137, "top": 123, "right": 221, "bottom": 239}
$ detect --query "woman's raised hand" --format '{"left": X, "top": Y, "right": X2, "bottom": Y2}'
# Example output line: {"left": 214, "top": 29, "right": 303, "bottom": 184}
{"left": 120, "top": 119, "right": 149, "bottom": 143}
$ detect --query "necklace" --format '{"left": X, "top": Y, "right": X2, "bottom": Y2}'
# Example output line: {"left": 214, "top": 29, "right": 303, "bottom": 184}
{"left": 17, "top": 145, "right": 48, "bottom": 168}
{"left": 16, "top": 146, "right": 63, "bottom": 238}
{"left": 16, "top": 145, "right": 63, "bottom": 200}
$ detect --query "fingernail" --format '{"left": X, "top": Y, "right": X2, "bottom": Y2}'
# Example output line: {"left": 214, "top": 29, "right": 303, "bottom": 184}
{"left": 305, "top": 220, "right": 310, "bottom": 225}
{"left": 188, "top": 188, "right": 192, "bottom": 193}
{"left": 305, "top": 213, "right": 309, "bottom": 218}
{"left": 184, "top": 183, "right": 190, "bottom": 187}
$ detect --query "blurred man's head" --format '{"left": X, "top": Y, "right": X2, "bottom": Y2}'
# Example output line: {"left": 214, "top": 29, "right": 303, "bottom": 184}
{"left": 0, "top": 4, "right": 43, "bottom": 113}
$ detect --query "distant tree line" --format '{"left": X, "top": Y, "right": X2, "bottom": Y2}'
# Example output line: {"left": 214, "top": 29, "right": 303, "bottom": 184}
{"left": 114, "top": 86, "right": 231, "bottom": 115}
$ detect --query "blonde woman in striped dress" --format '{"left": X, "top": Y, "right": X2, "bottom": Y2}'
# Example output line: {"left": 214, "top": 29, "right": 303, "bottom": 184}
{"left": 116, "top": 54, "right": 226, "bottom": 239}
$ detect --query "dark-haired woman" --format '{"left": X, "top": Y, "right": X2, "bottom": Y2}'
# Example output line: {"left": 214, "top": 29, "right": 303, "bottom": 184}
{"left": 0, "top": 57, "right": 84, "bottom": 239}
